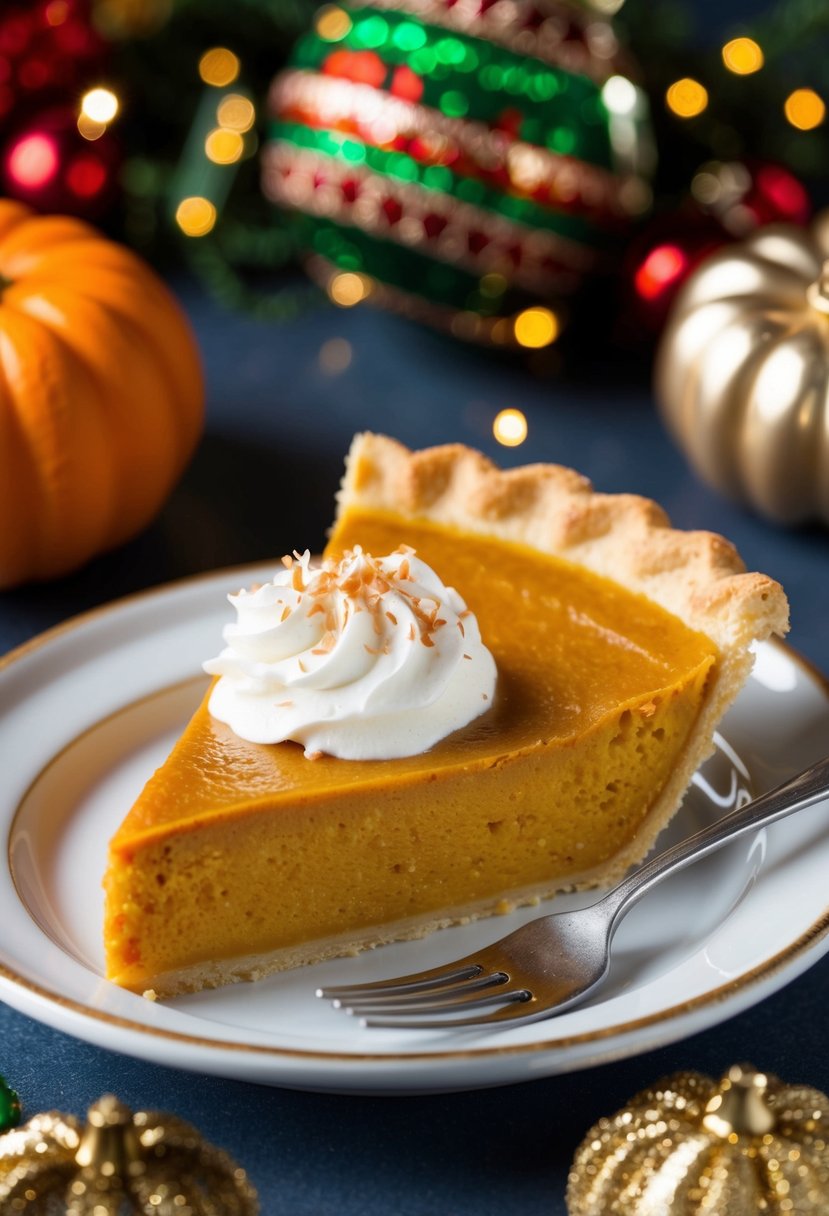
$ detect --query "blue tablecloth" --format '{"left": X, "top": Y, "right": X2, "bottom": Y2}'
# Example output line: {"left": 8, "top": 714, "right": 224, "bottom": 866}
{"left": 1, "top": 282, "right": 827, "bottom": 1215}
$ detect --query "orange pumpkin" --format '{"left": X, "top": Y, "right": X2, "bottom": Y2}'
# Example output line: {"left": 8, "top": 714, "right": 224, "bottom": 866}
{"left": 0, "top": 201, "right": 204, "bottom": 588}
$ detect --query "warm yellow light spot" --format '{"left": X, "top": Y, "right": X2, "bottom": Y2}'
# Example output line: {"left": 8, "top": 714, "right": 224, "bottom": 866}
{"left": 81, "top": 87, "right": 119, "bottom": 124}
{"left": 513, "top": 306, "right": 559, "bottom": 349}
{"left": 216, "top": 94, "right": 256, "bottom": 133}
{"left": 666, "top": 77, "right": 709, "bottom": 118}
{"left": 77, "top": 113, "right": 106, "bottom": 141}
{"left": 316, "top": 5, "right": 352, "bottom": 41}
{"left": 199, "top": 47, "right": 240, "bottom": 88}
{"left": 479, "top": 272, "right": 507, "bottom": 298}
{"left": 319, "top": 337, "right": 353, "bottom": 374}
{"left": 175, "top": 197, "right": 217, "bottom": 237}
{"left": 785, "top": 88, "right": 825, "bottom": 131}
{"left": 493, "top": 408, "right": 528, "bottom": 448}
{"left": 328, "top": 272, "right": 371, "bottom": 307}
{"left": 722, "top": 37, "right": 763, "bottom": 75}
{"left": 205, "top": 128, "right": 244, "bottom": 164}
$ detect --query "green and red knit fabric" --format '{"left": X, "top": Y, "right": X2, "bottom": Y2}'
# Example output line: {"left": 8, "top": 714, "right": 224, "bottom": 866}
{"left": 264, "top": 0, "right": 653, "bottom": 342}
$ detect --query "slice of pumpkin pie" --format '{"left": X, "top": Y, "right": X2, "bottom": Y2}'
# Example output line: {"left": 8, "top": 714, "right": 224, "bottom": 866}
{"left": 103, "top": 434, "right": 788, "bottom": 996}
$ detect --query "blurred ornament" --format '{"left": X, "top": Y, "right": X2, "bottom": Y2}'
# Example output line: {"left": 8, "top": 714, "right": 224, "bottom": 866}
{"left": 656, "top": 213, "right": 829, "bottom": 527}
{"left": 0, "top": 1093, "right": 259, "bottom": 1214}
{"left": 263, "top": 0, "right": 655, "bottom": 346}
{"left": 0, "top": 200, "right": 204, "bottom": 587}
{"left": 2, "top": 104, "right": 120, "bottom": 218}
{"left": 0, "top": 1076, "right": 20, "bottom": 1134}
{"left": 0, "top": 1, "right": 119, "bottom": 219}
{"left": 624, "top": 158, "right": 812, "bottom": 335}
{"left": 567, "top": 1063, "right": 829, "bottom": 1215}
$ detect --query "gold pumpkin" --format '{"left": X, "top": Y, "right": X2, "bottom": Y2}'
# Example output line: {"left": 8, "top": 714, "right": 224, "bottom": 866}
{"left": 0, "top": 1093, "right": 258, "bottom": 1214}
{"left": 567, "top": 1063, "right": 829, "bottom": 1215}
{"left": 0, "top": 201, "right": 204, "bottom": 588}
{"left": 655, "top": 214, "right": 829, "bottom": 526}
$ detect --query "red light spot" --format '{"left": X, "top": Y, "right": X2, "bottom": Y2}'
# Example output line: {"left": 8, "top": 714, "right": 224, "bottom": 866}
{"left": 44, "top": 0, "right": 70, "bottom": 26}
{"left": 323, "top": 48, "right": 386, "bottom": 89}
{"left": 634, "top": 244, "right": 688, "bottom": 301}
{"left": 391, "top": 65, "right": 423, "bottom": 103}
{"left": 67, "top": 155, "right": 107, "bottom": 198}
{"left": 381, "top": 196, "right": 402, "bottom": 225}
{"left": 755, "top": 165, "right": 809, "bottom": 224}
{"left": 7, "top": 133, "right": 59, "bottom": 189}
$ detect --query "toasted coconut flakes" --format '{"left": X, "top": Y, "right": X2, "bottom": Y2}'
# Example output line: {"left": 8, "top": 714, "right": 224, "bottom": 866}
{"left": 463, "top": 654, "right": 472, "bottom": 660}
{"left": 298, "top": 658, "right": 307, "bottom": 673}
{"left": 280, "top": 605, "right": 291, "bottom": 622}
{"left": 421, "top": 634, "right": 435, "bottom": 648}
{"left": 434, "top": 618, "right": 447, "bottom": 628}
{"left": 386, "top": 611, "right": 398, "bottom": 625}
{"left": 408, "top": 623, "right": 416, "bottom": 641}
{"left": 281, "top": 554, "right": 293, "bottom": 569}
{"left": 364, "top": 643, "right": 383, "bottom": 655}
{"left": 307, "top": 602, "right": 325, "bottom": 617}
{"left": 398, "top": 558, "right": 410, "bottom": 581}
{"left": 291, "top": 565, "right": 304, "bottom": 592}
{"left": 457, "top": 620, "right": 465, "bottom": 637}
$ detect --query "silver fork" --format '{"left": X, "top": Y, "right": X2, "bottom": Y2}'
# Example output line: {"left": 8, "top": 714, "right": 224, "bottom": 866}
{"left": 317, "top": 754, "right": 829, "bottom": 1030}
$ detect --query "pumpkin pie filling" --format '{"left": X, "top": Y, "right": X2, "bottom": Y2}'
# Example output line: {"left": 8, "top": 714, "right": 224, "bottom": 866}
{"left": 103, "top": 435, "right": 787, "bottom": 996}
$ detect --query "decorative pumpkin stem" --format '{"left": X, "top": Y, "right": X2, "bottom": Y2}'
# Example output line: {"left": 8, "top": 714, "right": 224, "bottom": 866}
{"left": 702, "top": 1064, "right": 776, "bottom": 1138}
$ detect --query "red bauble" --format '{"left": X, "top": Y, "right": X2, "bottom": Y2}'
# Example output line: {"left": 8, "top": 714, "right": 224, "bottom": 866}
{"left": 622, "top": 159, "right": 812, "bottom": 338}
{"left": 2, "top": 105, "right": 119, "bottom": 217}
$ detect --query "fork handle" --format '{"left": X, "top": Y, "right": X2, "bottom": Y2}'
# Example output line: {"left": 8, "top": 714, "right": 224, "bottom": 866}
{"left": 597, "top": 752, "right": 829, "bottom": 934}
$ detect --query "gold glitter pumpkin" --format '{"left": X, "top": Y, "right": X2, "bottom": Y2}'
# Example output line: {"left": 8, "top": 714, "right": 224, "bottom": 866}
{"left": 567, "top": 1064, "right": 829, "bottom": 1215}
{"left": 0, "top": 1094, "right": 258, "bottom": 1215}
{"left": 655, "top": 214, "right": 829, "bottom": 527}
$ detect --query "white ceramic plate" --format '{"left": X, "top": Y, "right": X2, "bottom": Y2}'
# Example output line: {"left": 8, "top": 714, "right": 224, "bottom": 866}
{"left": 1, "top": 565, "right": 828, "bottom": 1094}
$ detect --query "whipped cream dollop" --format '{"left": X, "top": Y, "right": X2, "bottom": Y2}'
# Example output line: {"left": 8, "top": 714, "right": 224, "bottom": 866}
{"left": 203, "top": 547, "right": 497, "bottom": 760}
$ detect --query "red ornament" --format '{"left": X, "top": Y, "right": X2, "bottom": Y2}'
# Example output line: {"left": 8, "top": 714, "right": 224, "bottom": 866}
{"left": 0, "top": 0, "right": 116, "bottom": 218}
{"left": 622, "top": 159, "right": 813, "bottom": 338}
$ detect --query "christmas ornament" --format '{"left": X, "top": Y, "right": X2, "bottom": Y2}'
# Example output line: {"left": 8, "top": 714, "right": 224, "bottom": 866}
{"left": 0, "top": 200, "right": 204, "bottom": 588}
{"left": 624, "top": 159, "right": 812, "bottom": 336}
{"left": 0, "top": 1076, "right": 21, "bottom": 1134}
{"left": 0, "top": 1, "right": 119, "bottom": 219}
{"left": 0, "top": 1093, "right": 258, "bottom": 1214}
{"left": 656, "top": 213, "right": 829, "bottom": 527}
{"left": 263, "top": 0, "right": 654, "bottom": 345}
{"left": 567, "top": 1063, "right": 829, "bottom": 1215}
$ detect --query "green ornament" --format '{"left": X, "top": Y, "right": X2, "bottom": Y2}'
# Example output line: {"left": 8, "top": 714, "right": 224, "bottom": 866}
{"left": 0, "top": 1076, "right": 20, "bottom": 1133}
{"left": 264, "top": 0, "right": 654, "bottom": 344}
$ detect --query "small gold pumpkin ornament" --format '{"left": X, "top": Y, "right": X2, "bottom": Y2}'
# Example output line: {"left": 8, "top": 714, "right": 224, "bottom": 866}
{"left": 567, "top": 1064, "right": 829, "bottom": 1215}
{"left": 0, "top": 1094, "right": 258, "bottom": 1215}
{"left": 655, "top": 213, "right": 829, "bottom": 526}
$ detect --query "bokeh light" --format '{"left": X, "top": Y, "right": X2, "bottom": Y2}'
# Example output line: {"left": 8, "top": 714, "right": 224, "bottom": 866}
{"left": 328, "top": 272, "right": 371, "bottom": 307}
{"left": 513, "top": 307, "right": 559, "bottom": 349}
{"left": 198, "top": 47, "right": 240, "bottom": 88}
{"left": 601, "top": 75, "right": 638, "bottom": 116}
{"left": 316, "top": 6, "right": 352, "bottom": 41}
{"left": 205, "top": 128, "right": 244, "bottom": 164}
{"left": 634, "top": 244, "right": 689, "bottom": 301}
{"left": 784, "top": 88, "right": 825, "bottom": 131}
{"left": 493, "top": 408, "right": 528, "bottom": 447}
{"left": 7, "top": 134, "right": 59, "bottom": 189}
{"left": 81, "top": 87, "right": 119, "bottom": 124}
{"left": 175, "top": 196, "right": 217, "bottom": 237}
{"left": 666, "top": 78, "right": 708, "bottom": 118}
{"left": 319, "top": 337, "right": 353, "bottom": 374}
{"left": 721, "top": 38, "right": 764, "bottom": 75}
{"left": 216, "top": 95, "right": 256, "bottom": 133}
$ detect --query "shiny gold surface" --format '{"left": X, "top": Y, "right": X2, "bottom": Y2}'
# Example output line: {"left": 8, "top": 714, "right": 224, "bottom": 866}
{"left": 0, "top": 1094, "right": 258, "bottom": 1214}
{"left": 567, "top": 1064, "right": 829, "bottom": 1214}
{"left": 656, "top": 213, "right": 829, "bottom": 527}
